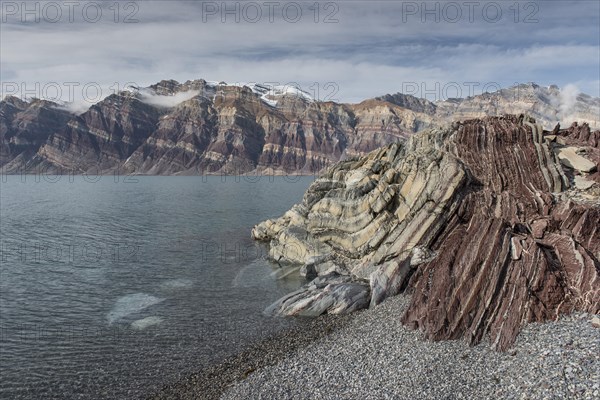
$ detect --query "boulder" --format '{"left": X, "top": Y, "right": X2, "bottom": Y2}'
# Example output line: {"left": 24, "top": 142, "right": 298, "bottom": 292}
{"left": 574, "top": 175, "right": 596, "bottom": 190}
{"left": 556, "top": 146, "right": 597, "bottom": 173}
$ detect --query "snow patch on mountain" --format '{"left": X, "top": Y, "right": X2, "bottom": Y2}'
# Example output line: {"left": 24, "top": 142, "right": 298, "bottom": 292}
{"left": 124, "top": 84, "right": 140, "bottom": 94}
{"left": 249, "top": 83, "right": 314, "bottom": 103}
{"left": 201, "top": 80, "right": 313, "bottom": 107}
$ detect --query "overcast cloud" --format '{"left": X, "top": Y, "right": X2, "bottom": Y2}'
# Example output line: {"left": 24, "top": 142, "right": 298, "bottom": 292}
{"left": 1, "top": 0, "right": 599, "bottom": 107}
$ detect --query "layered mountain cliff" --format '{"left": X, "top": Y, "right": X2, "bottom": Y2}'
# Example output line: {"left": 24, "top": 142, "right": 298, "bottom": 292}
{"left": 378, "top": 83, "right": 600, "bottom": 131}
{"left": 0, "top": 96, "right": 73, "bottom": 169}
{"left": 0, "top": 80, "right": 418, "bottom": 175}
{"left": 252, "top": 115, "right": 599, "bottom": 351}
{"left": 1, "top": 81, "right": 598, "bottom": 175}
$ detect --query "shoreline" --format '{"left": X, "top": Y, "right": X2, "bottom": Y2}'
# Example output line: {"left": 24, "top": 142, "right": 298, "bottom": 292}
{"left": 150, "top": 295, "right": 599, "bottom": 400}
{"left": 149, "top": 311, "right": 357, "bottom": 400}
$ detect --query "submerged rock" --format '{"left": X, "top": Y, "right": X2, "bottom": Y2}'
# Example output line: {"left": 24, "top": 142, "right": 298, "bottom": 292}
{"left": 255, "top": 115, "right": 600, "bottom": 351}
{"left": 131, "top": 316, "right": 163, "bottom": 330}
{"left": 107, "top": 293, "right": 165, "bottom": 325}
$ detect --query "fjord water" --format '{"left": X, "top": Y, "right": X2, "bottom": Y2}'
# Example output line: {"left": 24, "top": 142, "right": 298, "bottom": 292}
{"left": 0, "top": 175, "right": 313, "bottom": 399}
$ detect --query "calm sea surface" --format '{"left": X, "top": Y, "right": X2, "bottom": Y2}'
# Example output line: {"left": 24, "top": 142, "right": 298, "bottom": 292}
{"left": 0, "top": 175, "right": 314, "bottom": 399}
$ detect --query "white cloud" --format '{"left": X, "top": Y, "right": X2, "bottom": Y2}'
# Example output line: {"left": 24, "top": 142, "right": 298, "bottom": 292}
{"left": 55, "top": 100, "right": 95, "bottom": 115}
{"left": 558, "top": 84, "right": 580, "bottom": 120}
{"left": 138, "top": 89, "right": 201, "bottom": 108}
{"left": 1, "top": 1, "right": 598, "bottom": 103}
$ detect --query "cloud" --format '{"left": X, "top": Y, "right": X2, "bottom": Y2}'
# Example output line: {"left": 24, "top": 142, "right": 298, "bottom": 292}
{"left": 55, "top": 100, "right": 94, "bottom": 115}
{"left": 138, "top": 89, "right": 201, "bottom": 108}
{"left": 558, "top": 84, "right": 580, "bottom": 120}
{"left": 1, "top": 1, "right": 598, "bottom": 103}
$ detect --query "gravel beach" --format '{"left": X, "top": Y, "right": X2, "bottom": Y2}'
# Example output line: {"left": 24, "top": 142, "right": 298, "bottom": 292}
{"left": 152, "top": 294, "right": 599, "bottom": 400}
{"left": 150, "top": 312, "right": 355, "bottom": 400}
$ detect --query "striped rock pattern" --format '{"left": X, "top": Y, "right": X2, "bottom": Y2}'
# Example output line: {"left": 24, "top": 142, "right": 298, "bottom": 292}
{"left": 253, "top": 115, "right": 600, "bottom": 350}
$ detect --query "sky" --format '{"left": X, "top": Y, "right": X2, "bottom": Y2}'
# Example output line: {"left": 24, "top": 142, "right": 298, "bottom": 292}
{"left": 1, "top": 0, "right": 599, "bottom": 110}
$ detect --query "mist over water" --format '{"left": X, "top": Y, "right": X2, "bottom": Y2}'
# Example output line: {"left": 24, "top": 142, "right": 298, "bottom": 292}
{"left": 0, "top": 175, "right": 313, "bottom": 399}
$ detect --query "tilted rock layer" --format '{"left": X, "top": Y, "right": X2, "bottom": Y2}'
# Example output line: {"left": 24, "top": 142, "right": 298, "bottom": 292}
{"left": 2, "top": 81, "right": 598, "bottom": 175}
{"left": 253, "top": 115, "right": 600, "bottom": 351}
{"left": 1, "top": 80, "right": 414, "bottom": 175}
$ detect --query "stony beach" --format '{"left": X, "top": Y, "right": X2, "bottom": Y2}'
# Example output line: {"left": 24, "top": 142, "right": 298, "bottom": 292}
{"left": 152, "top": 294, "right": 599, "bottom": 400}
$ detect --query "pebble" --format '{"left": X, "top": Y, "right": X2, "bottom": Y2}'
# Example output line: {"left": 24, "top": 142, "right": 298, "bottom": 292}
{"left": 217, "top": 296, "right": 600, "bottom": 400}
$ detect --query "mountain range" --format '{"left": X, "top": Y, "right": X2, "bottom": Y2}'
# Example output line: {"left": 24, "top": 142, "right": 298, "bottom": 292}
{"left": 1, "top": 80, "right": 599, "bottom": 175}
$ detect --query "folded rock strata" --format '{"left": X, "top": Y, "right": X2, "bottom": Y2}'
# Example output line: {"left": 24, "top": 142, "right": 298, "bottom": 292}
{"left": 253, "top": 115, "right": 600, "bottom": 351}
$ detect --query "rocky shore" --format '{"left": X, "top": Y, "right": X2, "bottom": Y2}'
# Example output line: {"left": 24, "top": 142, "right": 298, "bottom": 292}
{"left": 150, "top": 313, "right": 355, "bottom": 400}
{"left": 151, "top": 294, "right": 599, "bottom": 399}
{"left": 221, "top": 295, "right": 599, "bottom": 400}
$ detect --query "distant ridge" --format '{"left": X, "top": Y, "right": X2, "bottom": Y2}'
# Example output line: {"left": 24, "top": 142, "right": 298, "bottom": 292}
{"left": 2, "top": 80, "right": 599, "bottom": 175}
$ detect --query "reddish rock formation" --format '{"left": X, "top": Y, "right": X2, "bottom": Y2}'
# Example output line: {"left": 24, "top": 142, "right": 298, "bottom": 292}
{"left": 254, "top": 115, "right": 599, "bottom": 351}
{"left": 552, "top": 122, "right": 600, "bottom": 186}
{"left": 401, "top": 116, "right": 599, "bottom": 350}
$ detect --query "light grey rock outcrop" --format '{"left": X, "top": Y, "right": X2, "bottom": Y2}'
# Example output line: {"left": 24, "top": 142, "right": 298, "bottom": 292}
{"left": 264, "top": 273, "right": 370, "bottom": 317}
{"left": 556, "top": 146, "right": 597, "bottom": 173}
